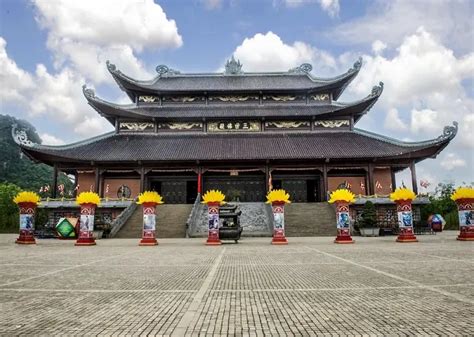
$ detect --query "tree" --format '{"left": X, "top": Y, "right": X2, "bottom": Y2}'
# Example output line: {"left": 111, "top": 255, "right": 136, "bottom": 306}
{"left": 0, "top": 114, "right": 73, "bottom": 194}
{"left": 0, "top": 183, "right": 21, "bottom": 232}
{"left": 359, "top": 200, "right": 377, "bottom": 228}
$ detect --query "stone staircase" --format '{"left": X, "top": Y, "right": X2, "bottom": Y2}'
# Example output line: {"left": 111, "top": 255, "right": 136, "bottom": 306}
{"left": 284, "top": 202, "right": 336, "bottom": 236}
{"left": 115, "top": 204, "right": 193, "bottom": 238}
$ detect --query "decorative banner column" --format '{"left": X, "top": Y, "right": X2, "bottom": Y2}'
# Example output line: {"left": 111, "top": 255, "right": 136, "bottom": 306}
{"left": 390, "top": 188, "right": 418, "bottom": 243}
{"left": 13, "top": 192, "right": 41, "bottom": 245}
{"left": 266, "top": 189, "right": 291, "bottom": 245}
{"left": 451, "top": 187, "right": 474, "bottom": 241}
{"left": 75, "top": 192, "right": 100, "bottom": 246}
{"left": 328, "top": 189, "right": 355, "bottom": 244}
{"left": 137, "top": 191, "right": 164, "bottom": 246}
{"left": 202, "top": 190, "right": 226, "bottom": 246}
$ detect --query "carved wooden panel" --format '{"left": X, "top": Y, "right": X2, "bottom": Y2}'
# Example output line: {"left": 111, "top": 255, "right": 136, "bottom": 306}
{"left": 158, "top": 123, "right": 203, "bottom": 131}
{"left": 310, "top": 93, "right": 330, "bottom": 102}
{"left": 265, "top": 121, "right": 310, "bottom": 130}
{"left": 162, "top": 96, "right": 206, "bottom": 104}
{"left": 207, "top": 121, "right": 260, "bottom": 132}
{"left": 314, "top": 120, "right": 350, "bottom": 128}
{"left": 119, "top": 122, "right": 154, "bottom": 131}
{"left": 208, "top": 95, "right": 259, "bottom": 103}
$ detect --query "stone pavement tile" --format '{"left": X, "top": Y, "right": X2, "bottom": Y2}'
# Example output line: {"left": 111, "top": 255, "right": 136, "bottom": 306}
{"left": 0, "top": 265, "right": 68, "bottom": 285}
{"left": 220, "top": 252, "right": 340, "bottom": 266}
{"left": 0, "top": 290, "right": 193, "bottom": 336}
{"left": 185, "top": 288, "right": 473, "bottom": 336}
{"left": 1, "top": 265, "right": 211, "bottom": 291}
{"left": 364, "top": 260, "right": 474, "bottom": 286}
{"left": 211, "top": 264, "right": 404, "bottom": 290}
{"left": 436, "top": 285, "right": 474, "bottom": 302}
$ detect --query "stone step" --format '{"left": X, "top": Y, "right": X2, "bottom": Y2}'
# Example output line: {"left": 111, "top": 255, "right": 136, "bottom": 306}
{"left": 284, "top": 203, "right": 336, "bottom": 237}
{"left": 115, "top": 204, "right": 193, "bottom": 238}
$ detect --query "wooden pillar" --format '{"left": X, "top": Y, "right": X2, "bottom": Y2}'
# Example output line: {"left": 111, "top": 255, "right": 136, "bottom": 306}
{"left": 52, "top": 165, "right": 58, "bottom": 198}
{"left": 391, "top": 168, "right": 397, "bottom": 192}
{"left": 322, "top": 164, "right": 328, "bottom": 201}
{"left": 140, "top": 168, "right": 145, "bottom": 193}
{"left": 73, "top": 171, "right": 79, "bottom": 197}
{"left": 265, "top": 166, "right": 270, "bottom": 193}
{"left": 197, "top": 168, "right": 202, "bottom": 194}
{"left": 94, "top": 167, "right": 100, "bottom": 195}
{"left": 410, "top": 161, "right": 418, "bottom": 195}
{"left": 368, "top": 164, "right": 375, "bottom": 196}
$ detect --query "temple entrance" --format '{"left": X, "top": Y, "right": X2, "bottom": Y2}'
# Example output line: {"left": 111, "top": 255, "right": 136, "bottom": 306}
{"left": 272, "top": 172, "right": 322, "bottom": 202}
{"left": 203, "top": 173, "right": 266, "bottom": 202}
{"left": 149, "top": 174, "right": 197, "bottom": 204}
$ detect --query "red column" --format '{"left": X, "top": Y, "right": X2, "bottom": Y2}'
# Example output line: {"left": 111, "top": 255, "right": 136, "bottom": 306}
{"left": 197, "top": 172, "right": 202, "bottom": 194}
{"left": 456, "top": 198, "right": 474, "bottom": 241}
{"left": 75, "top": 203, "right": 97, "bottom": 246}
{"left": 206, "top": 202, "right": 221, "bottom": 245}
{"left": 16, "top": 202, "right": 37, "bottom": 244}
{"left": 396, "top": 200, "right": 418, "bottom": 242}
{"left": 334, "top": 201, "right": 354, "bottom": 244}
{"left": 271, "top": 201, "right": 288, "bottom": 245}
{"left": 139, "top": 202, "right": 158, "bottom": 246}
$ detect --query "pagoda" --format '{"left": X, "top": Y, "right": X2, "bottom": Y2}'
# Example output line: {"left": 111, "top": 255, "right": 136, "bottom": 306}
{"left": 12, "top": 57, "right": 457, "bottom": 236}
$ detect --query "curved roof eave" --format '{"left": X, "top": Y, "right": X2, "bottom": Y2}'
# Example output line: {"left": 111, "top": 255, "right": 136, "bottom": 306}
{"left": 106, "top": 58, "right": 363, "bottom": 101}
{"left": 82, "top": 82, "right": 382, "bottom": 123}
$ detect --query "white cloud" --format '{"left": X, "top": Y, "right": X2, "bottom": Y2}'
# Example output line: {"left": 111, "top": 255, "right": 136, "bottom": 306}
{"left": 440, "top": 153, "right": 467, "bottom": 171}
{"left": 0, "top": 37, "right": 35, "bottom": 102}
{"left": 283, "top": 0, "right": 340, "bottom": 17}
{"left": 32, "top": 0, "right": 182, "bottom": 83}
{"left": 349, "top": 28, "right": 474, "bottom": 147}
{"left": 40, "top": 133, "right": 65, "bottom": 145}
{"left": 331, "top": 0, "right": 473, "bottom": 54}
{"left": 232, "top": 31, "right": 336, "bottom": 73}
{"left": 371, "top": 40, "right": 387, "bottom": 55}
{"left": 384, "top": 108, "right": 408, "bottom": 131}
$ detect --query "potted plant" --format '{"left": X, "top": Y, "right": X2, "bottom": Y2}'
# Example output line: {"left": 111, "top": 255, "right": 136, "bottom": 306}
{"left": 358, "top": 200, "right": 379, "bottom": 237}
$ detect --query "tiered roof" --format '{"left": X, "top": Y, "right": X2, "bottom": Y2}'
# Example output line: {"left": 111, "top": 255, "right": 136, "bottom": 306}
{"left": 13, "top": 57, "right": 457, "bottom": 166}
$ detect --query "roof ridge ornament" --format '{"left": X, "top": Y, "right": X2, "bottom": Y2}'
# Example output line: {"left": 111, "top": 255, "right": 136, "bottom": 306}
{"left": 11, "top": 123, "right": 34, "bottom": 147}
{"left": 82, "top": 84, "right": 95, "bottom": 98}
{"left": 106, "top": 60, "right": 117, "bottom": 73}
{"left": 224, "top": 55, "right": 243, "bottom": 75}
{"left": 156, "top": 65, "right": 181, "bottom": 77}
{"left": 437, "top": 121, "right": 458, "bottom": 140}
{"left": 288, "top": 63, "right": 313, "bottom": 74}
{"left": 371, "top": 81, "right": 384, "bottom": 96}
{"left": 351, "top": 57, "right": 362, "bottom": 72}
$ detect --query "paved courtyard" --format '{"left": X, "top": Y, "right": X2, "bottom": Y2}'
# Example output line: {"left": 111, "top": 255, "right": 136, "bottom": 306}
{"left": 0, "top": 232, "right": 473, "bottom": 336}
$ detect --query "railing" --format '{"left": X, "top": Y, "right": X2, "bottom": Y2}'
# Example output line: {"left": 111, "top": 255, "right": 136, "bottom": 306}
{"left": 108, "top": 200, "right": 138, "bottom": 238}
{"left": 185, "top": 193, "right": 202, "bottom": 238}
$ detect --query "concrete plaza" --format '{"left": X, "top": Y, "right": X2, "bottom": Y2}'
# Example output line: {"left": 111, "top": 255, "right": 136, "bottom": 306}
{"left": 0, "top": 232, "right": 473, "bottom": 336}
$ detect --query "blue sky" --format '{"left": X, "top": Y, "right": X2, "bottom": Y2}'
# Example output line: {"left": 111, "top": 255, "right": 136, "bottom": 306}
{"left": 0, "top": 0, "right": 473, "bottom": 189}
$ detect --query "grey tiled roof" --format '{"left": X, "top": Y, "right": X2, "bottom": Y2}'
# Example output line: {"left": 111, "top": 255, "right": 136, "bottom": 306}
{"left": 21, "top": 130, "right": 452, "bottom": 164}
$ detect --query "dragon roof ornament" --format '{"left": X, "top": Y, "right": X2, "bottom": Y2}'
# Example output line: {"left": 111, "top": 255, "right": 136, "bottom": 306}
{"left": 82, "top": 84, "right": 95, "bottom": 98}
{"left": 156, "top": 65, "right": 181, "bottom": 77}
{"left": 437, "top": 121, "right": 458, "bottom": 140}
{"left": 106, "top": 60, "right": 117, "bottom": 73}
{"left": 371, "top": 82, "right": 384, "bottom": 96}
{"left": 288, "top": 63, "right": 313, "bottom": 74}
{"left": 224, "top": 55, "right": 243, "bottom": 75}
{"left": 351, "top": 57, "right": 362, "bottom": 72}
{"left": 11, "top": 124, "right": 34, "bottom": 147}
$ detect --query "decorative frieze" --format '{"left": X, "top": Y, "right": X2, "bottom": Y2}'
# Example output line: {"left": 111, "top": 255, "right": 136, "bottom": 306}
{"left": 162, "top": 96, "right": 205, "bottom": 104}
{"left": 310, "top": 94, "right": 330, "bottom": 102}
{"left": 158, "top": 123, "right": 203, "bottom": 131}
{"left": 314, "top": 120, "right": 350, "bottom": 128}
{"left": 265, "top": 121, "right": 310, "bottom": 129}
{"left": 119, "top": 122, "right": 154, "bottom": 131}
{"left": 209, "top": 95, "right": 259, "bottom": 103}
{"left": 208, "top": 121, "right": 260, "bottom": 132}
{"left": 263, "top": 95, "right": 305, "bottom": 102}
{"left": 138, "top": 96, "right": 158, "bottom": 103}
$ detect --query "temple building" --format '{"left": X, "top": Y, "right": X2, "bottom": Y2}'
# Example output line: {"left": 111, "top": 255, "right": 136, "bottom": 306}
{"left": 13, "top": 57, "right": 457, "bottom": 237}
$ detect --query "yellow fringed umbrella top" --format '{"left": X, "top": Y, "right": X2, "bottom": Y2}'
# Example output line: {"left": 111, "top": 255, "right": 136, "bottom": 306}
{"left": 328, "top": 189, "right": 356, "bottom": 204}
{"left": 202, "top": 190, "right": 226, "bottom": 205}
{"left": 76, "top": 191, "right": 101, "bottom": 206}
{"left": 136, "top": 191, "right": 164, "bottom": 204}
{"left": 389, "top": 188, "right": 416, "bottom": 202}
{"left": 266, "top": 189, "right": 291, "bottom": 204}
{"left": 451, "top": 187, "right": 474, "bottom": 201}
{"left": 13, "top": 191, "right": 41, "bottom": 205}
